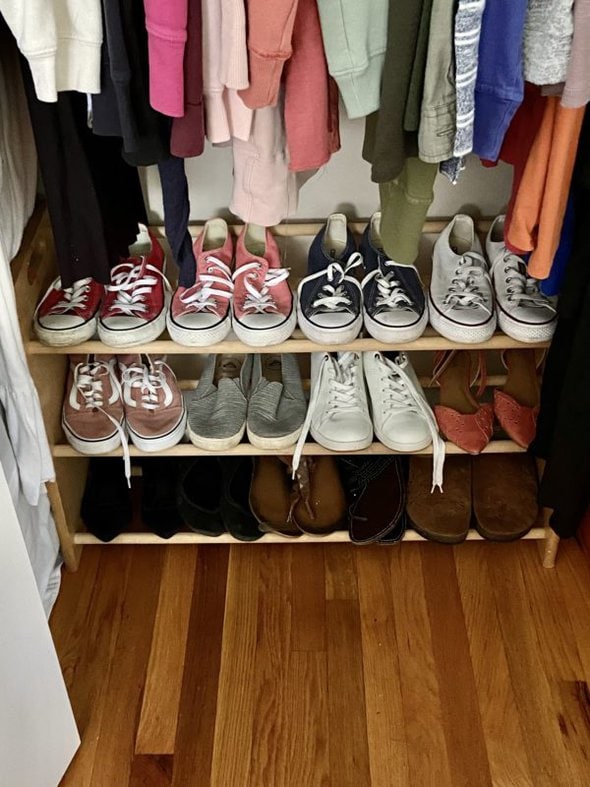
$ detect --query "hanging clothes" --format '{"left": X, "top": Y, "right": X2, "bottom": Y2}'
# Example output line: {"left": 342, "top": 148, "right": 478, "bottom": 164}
{"left": 171, "top": 0, "right": 205, "bottom": 157}
{"left": 144, "top": 0, "right": 188, "bottom": 117}
{"left": 524, "top": 0, "right": 575, "bottom": 87}
{"left": 506, "top": 96, "right": 584, "bottom": 279}
{"left": 316, "top": 0, "right": 388, "bottom": 119}
{"left": 0, "top": 25, "right": 54, "bottom": 507}
{"left": 561, "top": 0, "right": 590, "bottom": 108}
{"left": 472, "top": 0, "right": 528, "bottom": 162}
{"left": 239, "top": 0, "right": 299, "bottom": 109}
{"left": 92, "top": 0, "right": 170, "bottom": 166}
{"left": 0, "top": 0, "right": 102, "bottom": 101}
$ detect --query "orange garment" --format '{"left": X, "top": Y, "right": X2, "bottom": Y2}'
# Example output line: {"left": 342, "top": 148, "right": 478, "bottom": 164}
{"left": 507, "top": 97, "right": 585, "bottom": 279}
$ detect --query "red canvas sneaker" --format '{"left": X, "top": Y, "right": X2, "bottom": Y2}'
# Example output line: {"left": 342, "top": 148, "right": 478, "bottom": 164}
{"left": 62, "top": 355, "right": 125, "bottom": 455}
{"left": 119, "top": 355, "right": 187, "bottom": 451}
{"left": 34, "top": 277, "right": 104, "bottom": 346}
{"left": 98, "top": 229, "right": 170, "bottom": 347}
{"left": 232, "top": 225, "right": 296, "bottom": 346}
{"left": 167, "top": 218, "right": 234, "bottom": 346}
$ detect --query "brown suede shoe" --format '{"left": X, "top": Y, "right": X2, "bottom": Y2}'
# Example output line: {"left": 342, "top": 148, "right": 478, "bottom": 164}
{"left": 472, "top": 454, "right": 538, "bottom": 540}
{"left": 249, "top": 456, "right": 301, "bottom": 537}
{"left": 292, "top": 457, "right": 347, "bottom": 535}
{"left": 407, "top": 455, "right": 472, "bottom": 543}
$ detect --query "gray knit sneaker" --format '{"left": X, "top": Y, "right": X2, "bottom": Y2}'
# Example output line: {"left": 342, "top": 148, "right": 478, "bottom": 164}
{"left": 187, "top": 354, "right": 252, "bottom": 450}
{"left": 247, "top": 354, "right": 307, "bottom": 449}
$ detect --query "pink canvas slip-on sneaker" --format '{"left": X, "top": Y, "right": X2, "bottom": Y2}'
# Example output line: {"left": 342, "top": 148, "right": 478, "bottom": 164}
{"left": 232, "top": 224, "right": 296, "bottom": 346}
{"left": 118, "top": 355, "right": 187, "bottom": 452}
{"left": 167, "top": 218, "right": 234, "bottom": 346}
{"left": 62, "top": 355, "right": 126, "bottom": 456}
{"left": 34, "top": 277, "right": 104, "bottom": 346}
{"left": 98, "top": 227, "right": 170, "bottom": 348}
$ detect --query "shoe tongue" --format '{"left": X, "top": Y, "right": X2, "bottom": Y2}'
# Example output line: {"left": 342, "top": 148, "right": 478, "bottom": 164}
{"left": 215, "top": 355, "right": 242, "bottom": 381}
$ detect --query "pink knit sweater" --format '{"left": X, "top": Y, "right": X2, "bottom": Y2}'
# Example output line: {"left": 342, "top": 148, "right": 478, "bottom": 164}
{"left": 144, "top": 0, "right": 188, "bottom": 117}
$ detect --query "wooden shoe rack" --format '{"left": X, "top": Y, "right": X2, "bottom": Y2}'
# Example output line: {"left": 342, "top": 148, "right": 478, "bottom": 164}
{"left": 14, "top": 204, "right": 560, "bottom": 571}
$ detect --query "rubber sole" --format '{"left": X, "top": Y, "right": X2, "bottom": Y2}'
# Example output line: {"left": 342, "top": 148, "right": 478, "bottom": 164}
{"left": 363, "top": 308, "right": 428, "bottom": 344}
{"left": 374, "top": 428, "right": 432, "bottom": 454}
{"left": 498, "top": 311, "right": 556, "bottom": 344}
{"left": 128, "top": 412, "right": 187, "bottom": 452}
{"left": 309, "top": 426, "right": 373, "bottom": 453}
{"left": 409, "top": 514, "right": 469, "bottom": 545}
{"left": 35, "top": 318, "right": 98, "bottom": 347}
{"left": 98, "top": 309, "right": 167, "bottom": 348}
{"left": 246, "top": 424, "right": 303, "bottom": 450}
{"left": 232, "top": 309, "right": 297, "bottom": 347}
{"left": 187, "top": 422, "right": 245, "bottom": 451}
{"left": 166, "top": 312, "right": 231, "bottom": 347}
{"left": 62, "top": 418, "right": 122, "bottom": 455}
{"left": 297, "top": 305, "right": 362, "bottom": 344}
{"left": 428, "top": 294, "right": 496, "bottom": 344}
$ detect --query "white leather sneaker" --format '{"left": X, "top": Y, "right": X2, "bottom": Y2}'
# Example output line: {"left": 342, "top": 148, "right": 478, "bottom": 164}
{"left": 293, "top": 352, "right": 373, "bottom": 470}
{"left": 487, "top": 215, "right": 557, "bottom": 343}
{"left": 363, "top": 351, "right": 444, "bottom": 490}
{"left": 429, "top": 215, "right": 496, "bottom": 343}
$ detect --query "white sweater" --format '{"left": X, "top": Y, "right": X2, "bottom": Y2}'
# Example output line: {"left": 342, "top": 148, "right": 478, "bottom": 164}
{"left": 0, "top": 0, "right": 102, "bottom": 102}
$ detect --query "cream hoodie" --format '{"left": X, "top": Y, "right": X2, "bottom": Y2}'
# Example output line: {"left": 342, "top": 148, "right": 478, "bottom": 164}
{"left": 0, "top": 0, "right": 102, "bottom": 102}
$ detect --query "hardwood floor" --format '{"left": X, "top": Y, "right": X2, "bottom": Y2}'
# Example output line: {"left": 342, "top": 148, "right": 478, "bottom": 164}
{"left": 50, "top": 540, "right": 590, "bottom": 786}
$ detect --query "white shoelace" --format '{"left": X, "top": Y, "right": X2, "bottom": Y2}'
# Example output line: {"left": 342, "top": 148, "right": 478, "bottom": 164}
{"left": 106, "top": 259, "right": 170, "bottom": 316}
{"left": 377, "top": 353, "right": 445, "bottom": 491}
{"left": 364, "top": 262, "right": 415, "bottom": 312}
{"left": 121, "top": 359, "right": 173, "bottom": 410}
{"left": 72, "top": 360, "right": 130, "bottom": 483}
{"left": 293, "top": 352, "right": 364, "bottom": 474}
{"left": 497, "top": 253, "right": 557, "bottom": 312}
{"left": 37, "top": 277, "right": 93, "bottom": 317}
{"left": 443, "top": 252, "right": 492, "bottom": 315}
{"left": 179, "top": 255, "right": 233, "bottom": 314}
{"left": 233, "top": 261, "right": 290, "bottom": 314}
{"left": 311, "top": 252, "right": 363, "bottom": 312}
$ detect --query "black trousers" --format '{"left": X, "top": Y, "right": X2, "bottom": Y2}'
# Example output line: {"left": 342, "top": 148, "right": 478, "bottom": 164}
{"left": 22, "top": 61, "right": 147, "bottom": 287}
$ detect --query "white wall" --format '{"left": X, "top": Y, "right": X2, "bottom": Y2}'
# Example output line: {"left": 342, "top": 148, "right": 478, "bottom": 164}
{"left": 143, "top": 116, "right": 513, "bottom": 223}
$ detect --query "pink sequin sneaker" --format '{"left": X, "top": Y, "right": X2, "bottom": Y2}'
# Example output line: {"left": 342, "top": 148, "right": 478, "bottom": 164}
{"left": 232, "top": 224, "right": 296, "bottom": 346}
{"left": 493, "top": 349, "right": 541, "bottom": 448}
{"left": 433, "top": 350, "right": 494, "bottom": 455}
{"left": 98, "top": 227, "right": 170, "bottom": 348}
{"left": 35, "top": 277, "right": 104, "bottom": 346}
{"left": 62, "top": 355, "right": 125, "bottom": 454}
{"left": 167, "top": 218, "right": 234, "bottom": 346}
{"left": 118, "top": 355, "right": 187, "bottom": 452}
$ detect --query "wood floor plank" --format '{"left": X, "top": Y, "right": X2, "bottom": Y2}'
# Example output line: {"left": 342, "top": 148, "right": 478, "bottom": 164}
{"left": 171, "top": 546, "right": 229, "bottom": 787}
{"left": 356, "top": 548, "right": 409, "bottom": 787}
{"left": 58, "top": 548, "right": 133, "bottom": 787}
{"left": 557, "top": 540, "right": 590, "bottom": 682}
{"left": 325, "top": 544, "right": 358, "bottom": 600}
{"left": 285, "top": 652, "right": 330, "bottom": 787}
{"left": 88, "top": 546, "right": 163, "bottom": 786}
{"left": 455, "top": 543, "right": 533, "bottom": 787}
{"left": 421, "top": 545, "right": 492, "bottom": 787}
{"left": 249, "top": 547, "right": 293, "bottom": 785}
{"left": 388, "top": 545, "right": 453, "bottom": 787}
{"left": 210, "top": 547, "right": 260, "bottom": 787}
{"left": 136, "top": 546, "right": 198, "bottom": 755}
{"left": 129, "top": 755, "right": 173, "bottom": 786}
{"left": 518, "top": 544, "right": 590, "bottom": 778}
{"left": 291, "top": 545, "right": 326, "bottom": 652}
{"left": 487, "top": 543, "right": 579, "bottom": 786}
{"left": 326, "top": 598, "right": 372, "bottom": 786}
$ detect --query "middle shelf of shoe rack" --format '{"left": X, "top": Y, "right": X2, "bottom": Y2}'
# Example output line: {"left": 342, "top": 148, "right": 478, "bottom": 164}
{"left": 17, "top": 208, "right": 556, "bottom": 564}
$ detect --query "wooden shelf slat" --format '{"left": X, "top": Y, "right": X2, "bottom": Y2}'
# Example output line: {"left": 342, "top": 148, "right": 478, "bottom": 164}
{"left": 27, "top": 328, "right": 550, "bottom": 356}
{"left": 52, "top": 438, "right": 524, "bottom": 459}
{"left": 73, "top": 526, "right": 548, "bottom": 545}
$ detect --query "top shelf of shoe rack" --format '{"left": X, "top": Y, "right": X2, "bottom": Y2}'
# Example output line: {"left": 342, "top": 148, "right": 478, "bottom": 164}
{"left": 24, "top": 217, "right": 550, "bottom": 355}
{"left": 25, "top": 327, "right": 550, "bottom": 355}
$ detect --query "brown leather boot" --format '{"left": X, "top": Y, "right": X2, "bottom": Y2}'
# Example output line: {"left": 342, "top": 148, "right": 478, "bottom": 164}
{"left": 407, "top": 455, "right": 472, "bottom": 543}
{"left": 472, "top": 454, "right": 538, "bottom": 540}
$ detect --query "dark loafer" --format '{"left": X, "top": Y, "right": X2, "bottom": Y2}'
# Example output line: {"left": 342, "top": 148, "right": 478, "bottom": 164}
{"left": 141, "top": 458, "right": 184, "bottom": 539}
{"left": 81, "top": 458, "right": 132, "bottom": 542}
{"left": 177, "top": 457, "right": 225, "bottom": 536}
{"left": 220, "top": 457, "right": 263, "bottom": 541}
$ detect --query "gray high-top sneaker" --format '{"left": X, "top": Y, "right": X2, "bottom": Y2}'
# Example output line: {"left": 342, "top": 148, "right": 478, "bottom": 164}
{"left": 247, "top": 354, "right": 307, "bottom": 449}
{"left": 187, "top": 354, "right": 252, "bottom": 450}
